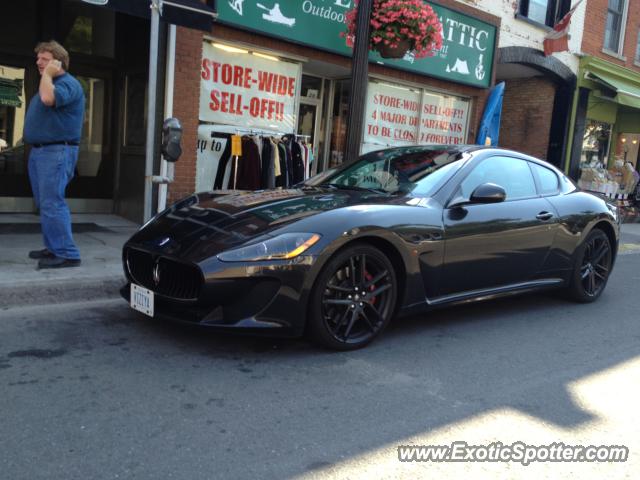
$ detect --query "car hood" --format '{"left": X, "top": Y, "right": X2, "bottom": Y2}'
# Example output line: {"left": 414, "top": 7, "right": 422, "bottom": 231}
{"left": 127, "top": 187, "right": 409, "bottom": 262}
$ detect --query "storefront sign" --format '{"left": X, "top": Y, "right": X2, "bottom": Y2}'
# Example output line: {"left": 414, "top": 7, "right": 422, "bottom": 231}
{"left": 196, "top": 124, "right": 229, "bottom": 192}
{"left": 363, "top": 81, "right": 469, "bottom": 151}
{"left": 420, "top": 91, "right": 469, "bottom": 144}
{"left": 364, "top": 83, "right": 421, "bottom": 147}
{"left": 199, "top": 42, "right": 302, "bottom": 131}
{"left": 217, "top": 1, "right": 496, "bottom": 88}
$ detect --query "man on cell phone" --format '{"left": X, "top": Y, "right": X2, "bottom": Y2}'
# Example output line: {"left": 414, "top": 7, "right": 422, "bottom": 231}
{"left": 23, "top": 40, "right": 85, "bottom": 269}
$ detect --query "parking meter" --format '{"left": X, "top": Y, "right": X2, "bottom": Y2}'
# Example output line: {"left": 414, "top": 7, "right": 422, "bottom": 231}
{"left": 161, "top": 118, "right": 183, "bottom": 163}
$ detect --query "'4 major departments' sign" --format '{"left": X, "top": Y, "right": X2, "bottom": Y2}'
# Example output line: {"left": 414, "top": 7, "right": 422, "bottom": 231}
{"left": 217, "top": 1, "right": 496, "bottom": 88}
{"left": 363, "top": 81, "right": 469, "bottom": 152}
{"left": 199, "top": 42, "right": 302, "bottom": 131}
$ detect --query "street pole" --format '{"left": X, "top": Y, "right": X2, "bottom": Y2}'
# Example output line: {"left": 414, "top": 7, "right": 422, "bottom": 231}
{"left": 144, "top": 0, "right": 161, "bottom": 222}
{"left": 344, "top": 0, "right": 372, "bottom": 164}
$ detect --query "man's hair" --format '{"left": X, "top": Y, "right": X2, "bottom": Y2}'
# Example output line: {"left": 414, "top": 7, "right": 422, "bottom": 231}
{"left": 34, "top": 40, "right": 70, "bottom": 70}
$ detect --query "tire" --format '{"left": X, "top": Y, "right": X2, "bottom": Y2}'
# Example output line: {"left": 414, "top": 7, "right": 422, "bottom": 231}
{"left": 566, "top": 228, "right": 613, "bottom": 303}
{"left": 307, "top": 244, "right": 398, "bottom": 350}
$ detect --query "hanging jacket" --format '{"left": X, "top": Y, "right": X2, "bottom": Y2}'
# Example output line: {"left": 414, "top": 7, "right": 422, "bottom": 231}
{"left": 291, "top": 140, "right": 305, "bottom": 185}
{"left": 213, "top": 133, "right": 233, "bottom": 189}
{"left": 230, "top": 136, "right": 261, "bottom": 190}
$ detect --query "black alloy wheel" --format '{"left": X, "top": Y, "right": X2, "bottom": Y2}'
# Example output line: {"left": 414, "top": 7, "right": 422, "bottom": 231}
{"left": 568, "top": 229, "right": 612, "bottom": 302}
{"left": 308, "top": 244, "right": 397, "bottom": 350}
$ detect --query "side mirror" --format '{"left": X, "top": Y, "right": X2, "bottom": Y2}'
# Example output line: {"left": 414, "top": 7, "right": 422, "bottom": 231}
{"left": 161, "top": 118, "right": 182, "bottom": 163}
{"left": 469, "top": 183, "right": 506, "bottom": 204}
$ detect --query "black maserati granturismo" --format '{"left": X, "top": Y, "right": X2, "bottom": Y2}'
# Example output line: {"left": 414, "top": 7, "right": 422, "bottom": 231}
{"left": 122, "top": 145, "right": 619, "bottom": 350}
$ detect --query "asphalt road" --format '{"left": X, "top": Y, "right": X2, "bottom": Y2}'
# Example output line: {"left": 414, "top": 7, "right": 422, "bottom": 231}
{"left": 1, "top": 252, "right": 639, "bottom": 480}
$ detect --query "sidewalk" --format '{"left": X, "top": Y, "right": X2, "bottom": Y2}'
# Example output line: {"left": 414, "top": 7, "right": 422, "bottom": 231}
{"left": 1, "top": 213, "right": 640, "bottom": 310}
{"left": 0, "top": 213, "right": 139, "bottom": 309}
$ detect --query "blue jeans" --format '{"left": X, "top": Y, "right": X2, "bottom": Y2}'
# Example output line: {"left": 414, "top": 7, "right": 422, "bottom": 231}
{"left": 28, "top": 145, "right": 81, "bottom": 260}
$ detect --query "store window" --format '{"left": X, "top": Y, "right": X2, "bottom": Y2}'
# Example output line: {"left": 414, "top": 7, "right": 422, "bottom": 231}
{"left": 0, "top": 65, "right": 26, "bottom": 178}
{"left": 581, "top": 120, "right": 611, "bottom": 169}
{"left": 518, "top": 0, "right": 570, "bottom": 27}
{"left": 361, "top": 79, "right": 471, "bottom": 155}
{"left": 76, "top": 76, "right": 106, "bottom": 177}
{"left": 604, "top": 0, "right": 626, "bottom": 54}
{"left": 61, "top": 1, "right": 116, "bottom": 58}
{"left": 578, "top": 120, "right": 614, "bottom": 193}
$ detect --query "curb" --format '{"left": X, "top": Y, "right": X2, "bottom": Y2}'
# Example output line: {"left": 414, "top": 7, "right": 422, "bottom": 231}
{"left": 0, "top": 275, "right": 126, "bottom": 310}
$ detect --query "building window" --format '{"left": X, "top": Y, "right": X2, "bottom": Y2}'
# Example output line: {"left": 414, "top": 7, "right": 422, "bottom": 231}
{"left": 604, "top": 0, "right": 625, "bottom": 53}
{"left": 518, "top": 0, "right": 570, "bottom": 27}
{"left": 635, "top": 29, "right": 640, "bottom": 63}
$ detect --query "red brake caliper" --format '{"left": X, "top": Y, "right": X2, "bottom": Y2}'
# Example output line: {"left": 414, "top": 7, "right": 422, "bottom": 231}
{"left": 365, "top": 271, "right": 377, "bottom": 305}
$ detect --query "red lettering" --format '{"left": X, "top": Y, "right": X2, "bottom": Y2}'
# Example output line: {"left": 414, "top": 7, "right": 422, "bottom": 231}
{"left": 249, "top": 97, "right": 260, "bottom": 117}
{"left": 221, "top": 64, "right": 232, "bottom": 85}
{"left": 288, "top": 77, "right": 295, "bottom": 97}
{"left": 257, "top": 72, "right": 273, "bottom": 93}
{"left": 209, "top": 89, "right": 220, "bottom": 112}
{"left": 277, "top": 76, "right": 288, "bottom": 96}
{"left": 201, "top": 59, "right": 211, "bottom": 80}
{"left": 233, "top": 65, "right": 244, "bottom": 87}
{"left": 212, "top": 62, "right": 221, "bottom": 82}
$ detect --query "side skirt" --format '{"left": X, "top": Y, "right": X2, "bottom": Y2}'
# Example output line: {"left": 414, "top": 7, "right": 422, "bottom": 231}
{"left": 399, "top": 278, "right": 565, "bottom": 314}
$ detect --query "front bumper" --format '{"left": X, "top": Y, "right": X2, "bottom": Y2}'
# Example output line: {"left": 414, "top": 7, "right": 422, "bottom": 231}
{"left": 121, "top": 252, "right": 317, "bottom": 337}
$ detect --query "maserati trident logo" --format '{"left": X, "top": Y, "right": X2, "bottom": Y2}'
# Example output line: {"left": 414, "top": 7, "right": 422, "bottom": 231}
{"left": 153, "top": 259, "right": 161, "bottom": 286}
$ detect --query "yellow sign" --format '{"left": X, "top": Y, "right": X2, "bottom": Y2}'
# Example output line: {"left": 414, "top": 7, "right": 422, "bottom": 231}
{"left": 231, "top": 134, "right": 242, "bottom": 156}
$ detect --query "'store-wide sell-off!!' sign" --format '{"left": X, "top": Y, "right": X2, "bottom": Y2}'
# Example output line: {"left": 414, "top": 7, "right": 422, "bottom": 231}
{"left": 363, "top": 81, "right": 470, "bottom": 152}
{"left": 199, "top": 42, "right": 302, "bottom": 131}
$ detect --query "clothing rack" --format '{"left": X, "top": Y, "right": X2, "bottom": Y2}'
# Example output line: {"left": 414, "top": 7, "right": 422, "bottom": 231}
{"left": 233, "top": 127, "right": 293, "bottom": 137}
{"left": 210, "top": 126, "right": 315, "bottom": 191}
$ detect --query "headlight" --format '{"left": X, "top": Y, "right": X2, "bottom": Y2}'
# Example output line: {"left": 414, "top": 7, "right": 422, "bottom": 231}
{"left": 217, "top": 233, "right": 321, "bottom": 262}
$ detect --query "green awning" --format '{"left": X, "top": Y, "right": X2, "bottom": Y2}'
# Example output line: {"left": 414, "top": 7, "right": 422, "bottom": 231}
{"left": 0, "top": 78, "right": 23, "bottom": 108}
{"left": 587, "top": 71, "right": 640, "bottom": 109}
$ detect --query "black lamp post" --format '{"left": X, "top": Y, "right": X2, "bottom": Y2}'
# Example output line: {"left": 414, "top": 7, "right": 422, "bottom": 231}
{"left": 344, "top": 0, "right": 373, "bottom": 164}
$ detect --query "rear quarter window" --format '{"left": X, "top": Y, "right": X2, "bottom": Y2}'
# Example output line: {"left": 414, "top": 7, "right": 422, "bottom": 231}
{"left": 531, "top": 163, "right": 559, "bottom": 195}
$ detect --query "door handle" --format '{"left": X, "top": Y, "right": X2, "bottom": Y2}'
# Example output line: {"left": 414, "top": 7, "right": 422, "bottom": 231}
{"left": 536, "top": 211, "right": 554, "bottom": 221}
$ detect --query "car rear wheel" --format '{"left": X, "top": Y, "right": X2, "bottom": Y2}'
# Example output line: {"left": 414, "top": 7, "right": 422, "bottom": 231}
{"left": 308, "top": 244, "right": 398, "bottom": 350}
{"left": 567, "top": 228, "right": 612, "bottom": 303}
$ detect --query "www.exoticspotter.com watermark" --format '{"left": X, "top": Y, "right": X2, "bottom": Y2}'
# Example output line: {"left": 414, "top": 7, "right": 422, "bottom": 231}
{"left": 397, "top": 441, "right": 629, "bottom": 466}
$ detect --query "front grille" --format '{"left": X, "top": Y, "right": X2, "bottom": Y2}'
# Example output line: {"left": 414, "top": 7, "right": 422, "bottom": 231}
{"left": 126, "top": 247, "right": 203, "bottom": 300}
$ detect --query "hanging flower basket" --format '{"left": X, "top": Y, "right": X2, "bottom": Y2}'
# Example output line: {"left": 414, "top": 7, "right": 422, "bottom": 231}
{"left": 341, "top": 0, "right": 444, "bottom": 59}
{"left": 375, "top": 38, "right": 414, "bottom": 59}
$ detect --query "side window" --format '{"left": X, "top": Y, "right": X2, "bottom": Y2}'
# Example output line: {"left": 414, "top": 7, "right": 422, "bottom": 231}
{"left": 459, "top": 156, "right": 537, "bottom": 201}
{"left": 530, "top": 163, "right": 559, "bottom": 195}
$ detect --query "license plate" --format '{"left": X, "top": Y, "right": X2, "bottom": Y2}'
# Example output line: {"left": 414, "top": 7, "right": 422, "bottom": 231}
{"left": 130, "top": 283, "right": 154, "bottom": 317}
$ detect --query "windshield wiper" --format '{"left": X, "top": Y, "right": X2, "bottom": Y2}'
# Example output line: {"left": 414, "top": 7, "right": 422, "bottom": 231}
{"left": 319, "top": 183, "right": 390, "bottom": 195}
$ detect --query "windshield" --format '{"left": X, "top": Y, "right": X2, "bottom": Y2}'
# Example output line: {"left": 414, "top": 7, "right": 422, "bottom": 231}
{"left": 307, "top": 146, "right": 468, "bottom": 195}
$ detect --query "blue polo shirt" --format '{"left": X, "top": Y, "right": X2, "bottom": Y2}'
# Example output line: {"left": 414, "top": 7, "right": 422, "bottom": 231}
{"left": 24, "top": 72, "right": 85, "bottom": 144}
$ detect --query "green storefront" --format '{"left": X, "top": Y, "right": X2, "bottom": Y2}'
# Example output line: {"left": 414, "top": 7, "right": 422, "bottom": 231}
{"left": 567, "top": 56, "right": 640, "bottom": 204}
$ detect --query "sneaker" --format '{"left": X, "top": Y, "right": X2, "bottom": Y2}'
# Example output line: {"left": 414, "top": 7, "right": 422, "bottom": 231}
{"left": 29, "top": 248, "right": 55, "bottom": 259}
{"left": 37, "top": 256, "right": 81, "bottom": 269}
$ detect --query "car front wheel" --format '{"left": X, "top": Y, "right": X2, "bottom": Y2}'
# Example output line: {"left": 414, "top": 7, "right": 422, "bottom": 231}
{"left": 307, "top": 244, "right": 398, "bottom": 350}
{"left": 567, "top": 228, "right": 612, "bottom": 302}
